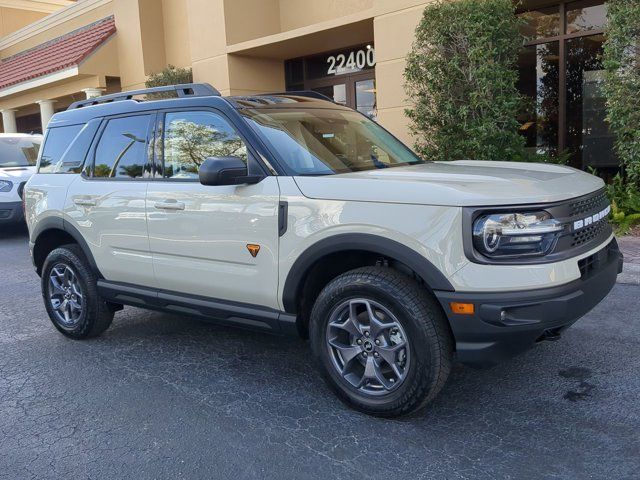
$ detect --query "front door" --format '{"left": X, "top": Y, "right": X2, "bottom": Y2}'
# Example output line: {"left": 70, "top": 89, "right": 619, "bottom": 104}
{"left": 146, "top": 109, "right": 281, "bottom": 310}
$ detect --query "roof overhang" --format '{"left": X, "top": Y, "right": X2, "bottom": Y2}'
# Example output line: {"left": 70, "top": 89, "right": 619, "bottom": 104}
{"left": 0, "top": 66, "right": 77, "bottom": 98}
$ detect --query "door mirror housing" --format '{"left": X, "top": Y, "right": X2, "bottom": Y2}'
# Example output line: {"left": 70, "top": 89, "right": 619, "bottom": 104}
{"left": 199, "top": 156, "right": 262, "bottom": 186}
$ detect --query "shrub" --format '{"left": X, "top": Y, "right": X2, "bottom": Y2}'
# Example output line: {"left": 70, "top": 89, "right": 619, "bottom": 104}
{"left": 404, "top": 0, "right": 527, "bottom": 161}
{"left": 145, "top": 65, "right": 193, "bottom": 99}
{"left": 608, "top": 174, "right": 640, "bottom": 235}
{"left": 602, "top": 0, "right": 640, "bottom": 189}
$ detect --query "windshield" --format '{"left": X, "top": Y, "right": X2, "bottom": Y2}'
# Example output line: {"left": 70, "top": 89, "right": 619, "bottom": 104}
{"left": 242, "top": 108, "right": 424, "bottom": 175}
{"left": 0, "top": 136, "right": 41, "bottom": 168}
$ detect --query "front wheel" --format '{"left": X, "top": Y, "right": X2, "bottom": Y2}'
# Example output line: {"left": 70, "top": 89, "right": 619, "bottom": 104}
{"left": 310, "top": 267, "right": 453, "bottom": 417}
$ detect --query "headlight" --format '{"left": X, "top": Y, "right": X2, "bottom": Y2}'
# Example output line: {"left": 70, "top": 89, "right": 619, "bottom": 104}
{"left": 0, "top": 180, "right": 13, "bottom": 193}
{"left": 473, "top": 211, "right": 563, "bottom": 258}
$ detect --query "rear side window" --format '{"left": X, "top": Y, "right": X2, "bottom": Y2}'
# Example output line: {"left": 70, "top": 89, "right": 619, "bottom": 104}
{"left": 38, "top": 125, "right": 82, "bottom": 173}
{"left": 93, "top": 115, "right": 152, "bottom": 179}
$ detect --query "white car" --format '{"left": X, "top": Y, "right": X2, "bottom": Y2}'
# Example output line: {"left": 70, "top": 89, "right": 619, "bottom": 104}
{"left": 0, "top": 133, "right": 41, "bottom": 226}
{"left": 24, "top": 84, "right": 623, "bottom": 417}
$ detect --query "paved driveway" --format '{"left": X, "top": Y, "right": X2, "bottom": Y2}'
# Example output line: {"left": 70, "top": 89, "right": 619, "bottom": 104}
{"left": 1, "top": 226, "right": 639, "bottom": 479}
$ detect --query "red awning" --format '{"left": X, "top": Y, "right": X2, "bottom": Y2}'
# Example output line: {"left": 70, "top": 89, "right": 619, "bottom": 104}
{"left": 0, "top": 16, "right": 116, "bottom": 91}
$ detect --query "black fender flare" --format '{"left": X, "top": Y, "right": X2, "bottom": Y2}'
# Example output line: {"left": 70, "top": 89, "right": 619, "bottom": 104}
{"left": 32, "top": 217, "right": 102, "bottom": 277}
{"left": 281, "top": 233, "right": 455, "bottom": 313}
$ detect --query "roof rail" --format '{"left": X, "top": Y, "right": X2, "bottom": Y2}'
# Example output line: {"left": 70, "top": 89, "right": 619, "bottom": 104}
{"left": 266, "top": 90, "right": 334, "bottom": 102}
{"left": 68, "top": 83, "right": 221, "bottom": 110}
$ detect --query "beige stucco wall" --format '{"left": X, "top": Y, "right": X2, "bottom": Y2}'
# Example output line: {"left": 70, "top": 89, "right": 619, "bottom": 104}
{"left": 0, "top": 7, "right": 48, "bottom": 38}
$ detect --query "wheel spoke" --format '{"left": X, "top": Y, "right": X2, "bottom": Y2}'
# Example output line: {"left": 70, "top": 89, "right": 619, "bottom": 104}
{"left": 328, "top": 337, "right": 362, "bottom": 367}
{"left": 359, "top": 357, "right": 394, "bottom": 390}
{"left": 376, "top": 341, "right": 405, "bottom": 366}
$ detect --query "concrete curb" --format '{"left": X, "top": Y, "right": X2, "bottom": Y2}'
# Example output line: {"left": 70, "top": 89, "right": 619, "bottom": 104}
{"left": 618, "top": 263, "right": 640, "bottom": 286}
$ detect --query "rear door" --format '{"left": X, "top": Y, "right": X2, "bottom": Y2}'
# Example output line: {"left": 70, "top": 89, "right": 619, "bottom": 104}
{"left": 65, "top": 113, "right": 156, "bottom": 287}
{"left": 146, "top": 108, "right": 281, "bottom": 310}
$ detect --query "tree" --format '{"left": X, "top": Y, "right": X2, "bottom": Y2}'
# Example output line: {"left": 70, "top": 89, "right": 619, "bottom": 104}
{"left": 602, "top": 0, "right": 640, "bottom": 188}
{"left": 404, "top": 0, "right": 526, "bottom": 161}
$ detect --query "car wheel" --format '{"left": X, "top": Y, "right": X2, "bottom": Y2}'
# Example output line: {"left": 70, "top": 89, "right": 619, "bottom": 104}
{"left": 310, "top": 266, "right": 453, "bottom": 417}
{"left": 41, "top": 244, "right": 114, "bottom": 339}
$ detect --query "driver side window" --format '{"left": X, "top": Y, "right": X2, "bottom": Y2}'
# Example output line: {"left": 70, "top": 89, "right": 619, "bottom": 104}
{"left": 162, "top": 111, "right": 248, "bottom": 179}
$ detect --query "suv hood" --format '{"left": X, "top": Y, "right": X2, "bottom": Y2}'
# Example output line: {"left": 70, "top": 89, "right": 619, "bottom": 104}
{"left": 0, "top": 166, "right": 36, "bottom": 183}
{"left": 293, "top": 161, "right": 605, "bottom": 207}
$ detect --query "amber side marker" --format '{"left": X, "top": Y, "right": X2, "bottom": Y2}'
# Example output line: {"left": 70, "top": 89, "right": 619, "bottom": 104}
{"left": 450, "top": 302, "right": 475, "bottom": 315}
{"left": 247, "top": 244, "right": 261, "bottom": 258}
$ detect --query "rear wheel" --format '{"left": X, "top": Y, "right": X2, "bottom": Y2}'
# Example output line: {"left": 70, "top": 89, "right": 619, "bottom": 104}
{"left": 310, "top": 267, "right": 453, "bottom": 417}
{"left": 41, "top": 244, "right": 114, "bottom": 339}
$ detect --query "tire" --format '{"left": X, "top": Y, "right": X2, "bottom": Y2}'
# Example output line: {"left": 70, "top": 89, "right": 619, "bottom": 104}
{"left": 41, "top": 244, "right": 114, "bottom": 339}
{"left": 310, "top": 267, "right": 453, "bottom": 417}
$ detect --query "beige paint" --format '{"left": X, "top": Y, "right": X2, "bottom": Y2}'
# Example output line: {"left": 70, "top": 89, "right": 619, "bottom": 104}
{"left": 278, "top": 0, "right": 373, "bottom": 31}
{"left": 161, "top": 0, "right": 191, "bottom": 67}
{"left": 0, "top": 6, "right": 46, "bottom": 36}
{"left": 223, "top": 0, "right": 279, "bottom": 45}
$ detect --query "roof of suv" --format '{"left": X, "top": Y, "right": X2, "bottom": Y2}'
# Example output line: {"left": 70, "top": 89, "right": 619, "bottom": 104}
{"left": 48, "top": 83, "right": 350, "bottom": 128}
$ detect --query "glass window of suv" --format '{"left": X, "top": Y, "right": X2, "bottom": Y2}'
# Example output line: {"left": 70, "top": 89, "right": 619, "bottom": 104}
{"left": 0, "top": 135, "right": 42, "bottom": 169}
{"left": 242, "top": 108, "right": 424, "bottom": 175}
{"left": 162, "top": 111, "right": 248, "bottom": 179}
{"left": 93, "top": 115, "right": 152, "bottom": 179}
{"left": 38, "top": 125, "right": 82, "bottom": 173}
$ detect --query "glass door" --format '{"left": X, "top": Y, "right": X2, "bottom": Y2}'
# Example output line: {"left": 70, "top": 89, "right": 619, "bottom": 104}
{"left": 309, "top": 71, "right": 377, "bottom": 120}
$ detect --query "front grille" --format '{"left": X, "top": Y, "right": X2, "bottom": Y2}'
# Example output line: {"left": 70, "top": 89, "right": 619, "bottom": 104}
{"left": 569, "top": 189, "right": 608, "bottom": 217}
{"left": 571, "top": 218, "right": 609, "bottom": 247}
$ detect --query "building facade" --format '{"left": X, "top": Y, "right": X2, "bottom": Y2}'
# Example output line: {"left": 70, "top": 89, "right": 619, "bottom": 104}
{"left": 0, "top": 0, "right": 616, "bottom": 171}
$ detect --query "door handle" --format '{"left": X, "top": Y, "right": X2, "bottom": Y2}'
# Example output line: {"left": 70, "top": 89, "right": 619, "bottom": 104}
{"left": 73, "top": 197, "right": 97, "bottom": 207}
{"left": 154, "top": 200, "right": 185, "bottom": 211}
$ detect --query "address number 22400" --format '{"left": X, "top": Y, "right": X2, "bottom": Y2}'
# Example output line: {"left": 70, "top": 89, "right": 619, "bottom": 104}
{"left": 327, "top": 48, "right": 376, "bottom": 75}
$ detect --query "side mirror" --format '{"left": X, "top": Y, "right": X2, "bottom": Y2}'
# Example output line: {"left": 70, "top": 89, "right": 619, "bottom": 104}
{"left": 199, "top": 156, "right": 262, "bottom": 186}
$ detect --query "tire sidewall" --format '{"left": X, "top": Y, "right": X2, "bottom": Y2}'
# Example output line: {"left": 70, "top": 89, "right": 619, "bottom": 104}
{"left": 41, "top": 247, "right": 97, "bottom": 338}
{"left": 310, "top": 274, "right": 442, "bottom": 413}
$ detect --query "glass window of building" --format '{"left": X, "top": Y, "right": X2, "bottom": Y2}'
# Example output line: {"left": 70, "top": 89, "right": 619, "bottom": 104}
{"left": 517, "top": 1, "right": 613, "bottom": 174}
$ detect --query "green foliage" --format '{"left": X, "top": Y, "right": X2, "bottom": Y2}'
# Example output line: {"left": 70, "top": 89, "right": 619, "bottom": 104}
{"left": 607, "top": 174, "right": 640, "bottom": 235}
{"left": 602, "top": 0, "right": 640, "bottom": 188}
{"left": 404, "top": 0, "right": 527, "bottom": 161}
{"left": 145, "top": 65, "right": 193, "bottom": 99}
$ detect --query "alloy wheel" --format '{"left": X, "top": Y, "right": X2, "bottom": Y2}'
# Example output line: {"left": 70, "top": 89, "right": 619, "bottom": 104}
{"left": 48, "top": 263, "right": 84, "bottom": 328}
{"left": 326, "top": 298, "right": 410, "bottom": 395}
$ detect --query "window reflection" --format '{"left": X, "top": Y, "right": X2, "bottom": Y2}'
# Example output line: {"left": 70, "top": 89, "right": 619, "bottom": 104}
{"left": 566, "top": 0, "right": 608, "bottom": 34}
{"left": 519, "top": 7, "right": 560, "bottom": 40}
{"left": 163, "top": 111, "right": 247, "bottom": 179}
{"left": 93, "top": 115, "right": 150, "bottom": 178}
{"left": 518, "top": 43, "right": 560, "bottom": 156}
{"left": 565, "top": 34, "right": 615, "bottom": 169}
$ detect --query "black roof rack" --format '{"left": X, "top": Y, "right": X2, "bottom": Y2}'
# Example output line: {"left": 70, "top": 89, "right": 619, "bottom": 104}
{"left": 68, "top": 83, "right": 221, "bottom": 110}
{"left": 265, "top": 90, "right": 334, "bottom": 102}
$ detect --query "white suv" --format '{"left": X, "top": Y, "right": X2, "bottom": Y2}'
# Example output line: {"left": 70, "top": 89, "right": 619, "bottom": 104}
{"left": 25, "top": 84, "right": 622, "bottom": 417}
{"left": 0, "top": 133, "right": 41, "bottom": 226}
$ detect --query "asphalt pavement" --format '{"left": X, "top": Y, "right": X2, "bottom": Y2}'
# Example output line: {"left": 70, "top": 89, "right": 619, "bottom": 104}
{"left": 1, "top": 225, "right": 639, "bottom": 479}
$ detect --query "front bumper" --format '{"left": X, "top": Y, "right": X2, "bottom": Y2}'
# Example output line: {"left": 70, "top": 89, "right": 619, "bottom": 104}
{"left": 435, "top": 239, "right": 623, "bottom": 367}
{"left": 0, "top": 201, "right": 23, "bottom": 225}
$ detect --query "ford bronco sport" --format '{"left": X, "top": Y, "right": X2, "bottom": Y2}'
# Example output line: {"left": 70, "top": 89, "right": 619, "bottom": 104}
{"left": 25, "top": 84, "right": 623, "bottom": 417}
